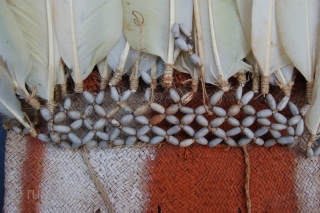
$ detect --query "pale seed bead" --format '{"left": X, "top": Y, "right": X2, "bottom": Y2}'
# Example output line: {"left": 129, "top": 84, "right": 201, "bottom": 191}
{"left": 288, "top": 102, "right": 299, "bottom": 116}
{"left": 138, "top": 135, "right": 150, "bottom": 143}
{"left": 196, "top": 115, "right": 209, "bottom": 126}
{"left": 266, "top": 94, "right": 276, "bottom": 110}
{"left": 167, "top": 125, "right": 181, "bottom": 135}
{"left": 295, "top": 119, "right": 304, "bottom": 136}
{"left": 64, "top": 98, "right": 72, "bottom": 110}
{"left": 135, "top": 116, "right": 149, "bottom": 125}
{"left": 67, "top": 111, "right": 82, "bottom": 120}
{"left": 84, "top": 140, "right": 98, "bottom": 148}
{"left": 180, "top": 138, "right": 194, "bottom": 147}
{"left": 196, "top": 137, "right": 208, "bottom": 145}
{"left": 82, "top": 131, "right": 95, "bottom": 144}
{"left": 150, "top": 103, "right": 165, "bottom": 114}
{"left": 264, "top": 139, "right": 276, "bottom": 147}
{"left": 113, "top": 139, "right": 125, "bottom": 146}
{"left": 183, "top": 126, "right": 195, "bottom": 137}
{"left": 209, "top": 138, "right": 223, "bottom": 147}
{"left": 277, "top": 96, "right": 290, "bottom": 111}
{"left": 38, "top": 134, "right": 51, "bottom": 143}
{"left": 210, "top": 90, "right": 224, "bottom": 106}
{"left": 212, "top": 106, "right": 226, "bottom": 117}
{"left": 194, "top": 127, "right": 209, "bottom": 139}
{"left": 99, "top": 140, "right": 108, "bottom": 148}
{"left": 134, "top": 104, "right": 150, "bottom": 116}
{"left": 241, "top": 91, "right": 254, "bottom": 105}
{"left": 225, "top": 137, "right": 237, "bottom": 147}
{"left": 288, "top": 115, "right": 301, "bottom": 126}
{"left": 53, "top": 125, "right": 71, "bottom": 134}
{"left": 271, "top": 124, "right": 287, "bottom": 131}
{"left": 235, "top": 86, "right": 242, "bottom": 101}
{"left": 83, "top": 91, "right": 95, "bottom": 104}
{"left": 242, "top": 105, "right": 256, "bottom": 116}
{"left": 110, "top": 87, "right": 119, "bottom": 102}
{"left": 273, "top": 113, "right": 287, "bottom": 124}
{"left": 169, "top": 89, "right": 180, "bottom": 103}
{"left": 227, "top": 105, "right": 240, "bottom": 117}
{"left": 54, "top": 112, "right": 67, "bottom": 123}
{"left": 210, "top": 117, "right": 225, "bottom": 127}
{"left": 277, "top": 136, "right": 295, "bottom": 145}
{"left": 166, "top": 115, "right": 180, "bottom": 125}
{"left": 95, "top": 91, "right": 105, "bottom": 105}
{"left": 180, "top": 106, "right": 194, "bottom": 114}
{"left": 166, "top": 136, "right": 179, "bottom": 145}
{"left": 181, "top": 114, "right": 196, "bottom": 125}
{"left": 40, "top": 107, "right": 53, "bottom": 121}
{"left": 228, "top": 117, "right": 240, "bottom": 126}
{"left": 150, "top": 136, "right": 164, "bottom": 145}
{"left": 226, "top": 127, "right": 241, "bottom": 137}
{"left": 166, "top": 104, "right": 179, "bottom": 115}
{"left": 238, "top": 137, "right": 252, "bottom": 146}
{"left": 256, "top": 109, "right": 272, "bottom": 118}
{"left": 150, "top": 114, "right": 166, "bottom": 125}
{"left": 126, "top": 136, "right": 137, "bottom": 146}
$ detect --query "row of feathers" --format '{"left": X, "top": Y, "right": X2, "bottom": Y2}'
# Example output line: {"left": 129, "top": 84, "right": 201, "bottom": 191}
{"left": 0, "top": 0, "right": 319, "bottom": 137}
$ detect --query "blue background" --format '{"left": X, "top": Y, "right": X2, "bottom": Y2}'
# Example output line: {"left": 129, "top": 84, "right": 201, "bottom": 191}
{"left": 0, "top": 119, "right": 6, "bottom": 211}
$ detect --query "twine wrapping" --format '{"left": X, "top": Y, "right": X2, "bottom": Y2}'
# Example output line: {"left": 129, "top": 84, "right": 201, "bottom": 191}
{"left": 217, "top": 75, "right": 230, "bottom": 92}
{"left": 242, "top": 146, "right": 251, "bottom": 213}
{"left": 191, "top": 78, "right": 199, "bottom": 93}
{"left": 162, "top": 64, "right": 174, "bottom": 88}
{"left": 109, "top": 71, "right": 122, "bottom": 87}
{"left": 234, "top": 71, "right": 247, "bottom": 87}
{"left": 81, "top": 148, "right": 115, "bottom": 213}
{"left": 252, "top": 72, "right": 260, "bottom": 93}
{"left": 74, "top": 83, "right": 83, "bottom": 93}
{"left": 276, "top": 78, "right": 295, "bottom": 97}
{"left": 46, "top": 102, "right": 58, "bottom": 115}
{"left": 60, "top": 84, "right": 68, "bottom": 98}
{"left": 26, "top": 86, "right": 41, "bottom": 110}
{"left": 33, "top": 109, "right": 41, "bottom": 126}
{"left": 307, "top": 134, "right": 318, "bottom": 150}
{"left": 23, "top": 112, "right": 37, "bottom": 138}
{"left": 261, "top": 76, "right": 270, "bottom": 95}
{"left": 130, "top": 76, "right": 139, "bottom": 93}
{"left": 306, "top": 82, "right": 313, "bottom": 104}
{"left": 100, "top": 78, "right": 109, "bottom": 91}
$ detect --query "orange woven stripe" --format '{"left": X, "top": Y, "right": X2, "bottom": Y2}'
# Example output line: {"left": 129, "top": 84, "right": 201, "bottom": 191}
{"left": 146, "top": 145, "right": 298, "bottom": 212}
{"left": 21, "top": 136, "right": 45, "bottom": 213}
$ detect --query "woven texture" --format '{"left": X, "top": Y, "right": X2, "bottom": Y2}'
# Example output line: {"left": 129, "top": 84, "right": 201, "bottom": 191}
{"left": 4, "top": 71, "right": 320, "bottom": 212}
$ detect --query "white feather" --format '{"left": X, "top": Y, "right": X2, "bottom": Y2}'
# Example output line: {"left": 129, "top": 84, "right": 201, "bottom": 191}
{"left": 251, "top": 0, "right": 291, "bottom": 78}
{"left": 197, "top": 0, "right": 251, "bottom": 85}
{"left": 54, "top": 0, "right": 122, "bottom": 88}
{"left": 123, "top": 0, "right": 192, "bottom": 63}
{"left": 276, "top": 0, "right": 320, "bottom": 83}
{"left": 306, "top": 68, "right": 320, "bottom": 134}
{"left": 0, "top": 0, "right": 32, "bottom": 98}
{"left": 8, "top": 0, "right": 60, "bottom": 102}
{"left": 0, "top": 61, "right": 30, "bottom": 130}
{"left": 270, "top": 64, "right": 295, "bottom": 86}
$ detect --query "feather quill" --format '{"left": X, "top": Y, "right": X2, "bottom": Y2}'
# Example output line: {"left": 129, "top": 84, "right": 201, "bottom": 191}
{"left": 54, "top": 0, "right": 122, "bottom": 92}
{"left": 251, "top": 0, "right": 291, "bottom": 94}
{"left": 276, "top": 0, "right": 320, "bottom": 101}
{"left": 0, "top": 61, "right": 32, "bottom": 132}
{"left": 123, "top": 0, "right": 193, "bottom": 88}
{"left": 8, "top": 0, "right": 61, "bottom": 110}
{"left": 0, "top": 0, "right": 40, "bottom": 109}
{"left": 196, "top": 0, "right": 251, "bottom": 91}
{"left": 306, "top": 68, "right": 320, "bottom": 136}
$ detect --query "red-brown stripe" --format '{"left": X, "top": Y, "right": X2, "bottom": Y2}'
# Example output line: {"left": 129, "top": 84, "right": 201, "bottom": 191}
{"left": 20, "top": 136, "right": 45, "bottom": 213}
{"left": 146, "top": 144, "right": 298, "bottom": 212}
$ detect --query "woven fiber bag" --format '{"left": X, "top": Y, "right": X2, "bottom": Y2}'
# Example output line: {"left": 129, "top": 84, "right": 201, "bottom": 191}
{"left": 4, "top": 72, "right": 320, "bottom": 213}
